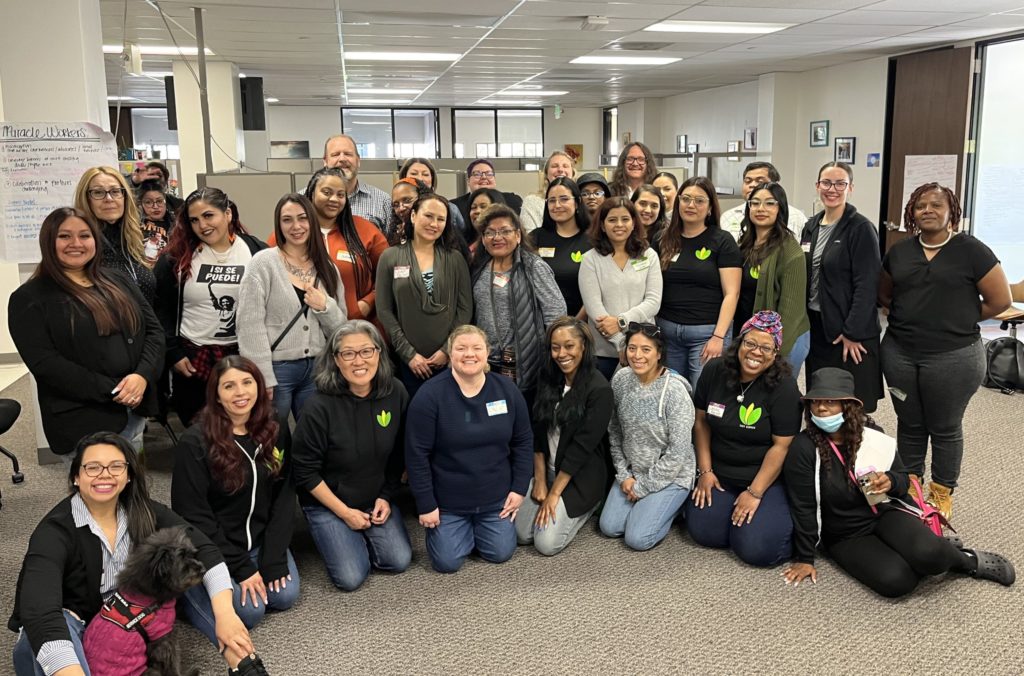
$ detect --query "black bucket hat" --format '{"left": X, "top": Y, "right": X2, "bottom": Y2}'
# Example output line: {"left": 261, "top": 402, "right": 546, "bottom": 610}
{"left": 576, "top": 172, "right": 610, "bottom": 194}
{"left": 802, "top": 367, "right": 862, "bottom": 406}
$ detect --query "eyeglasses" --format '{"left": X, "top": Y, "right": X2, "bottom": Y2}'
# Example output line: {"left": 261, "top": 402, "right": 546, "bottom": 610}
{"left": 470, "top": 171, "right": 496, "bottom": 180}
{"left": 337, "top": 346, "right": 380, "bottom": 361}
{"left": 391, "top": 197, "right": 416, "bottom": 210}
{"left": 81, "top": 461, "right": 128, "bottom": 477}
{"left": 748, "top": 199, "right": 779, "bottom": 209}
{"left": 816, "top": 179, "right": 849, "bottom": 191}
{"left": 546, "top": 195, "right": 573, "bottom": 206}
{"left": 741, "top": 338, "right": 777, "bottom": 355}
{"left": 625, "top": 157, "right": 647, "bottom": 167}
{"left": 580, "top": 190, "right": 605, "bottom": 199}
{"left": 141, "top": 198, "right": 166, "bottom": 207}
{"left": 483, "top": 228, "right": 517, "bottom": 240}
{"left": 87, "top": 188, "right": 126, "bottom": 201}
{"left": 627, "top": 321, "right": 662, "bottom": 339}
{"left": 679, "top": 195, "right": 709, "bottom": 206}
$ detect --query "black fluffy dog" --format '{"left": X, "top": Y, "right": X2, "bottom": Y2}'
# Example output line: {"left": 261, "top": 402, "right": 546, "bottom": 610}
{"left": 83, "top": 527, "right": 205, "bottom": 676}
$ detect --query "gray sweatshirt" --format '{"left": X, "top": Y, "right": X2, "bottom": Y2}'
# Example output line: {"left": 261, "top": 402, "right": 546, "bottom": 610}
{"left": 578, "top": 247, "right": 663, "bottom": 358}
{"left": 608, "top": 367, "right": 695, "bottom": 498}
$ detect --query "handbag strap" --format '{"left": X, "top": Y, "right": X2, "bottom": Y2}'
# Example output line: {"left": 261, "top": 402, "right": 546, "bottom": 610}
{"left": 827, "top": 439, "right": 877, "bottom": 515}
{"left": 270, "top": 304, "right": 307, "bottom": 352}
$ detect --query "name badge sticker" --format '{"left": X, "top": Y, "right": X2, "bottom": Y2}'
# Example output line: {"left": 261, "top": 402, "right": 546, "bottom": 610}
{"left": 539, "top": 247, "right": 556, "bottom": 258}
{"left": 671, "top": 253, "right": 680, "bottom": 263}
{"left": 394, "top": 265, "right": 411, "bottom": 279}
{"left": 708, "top": 402, "right": 726, "bottom": 418}
{"left": 336, "top": 250, "right": 353, "bottom": 263}
{"left": 631, "top": 256, "right": 651, "bottom": 271}
{"left": 492, "top": 274, "right": 509, "bottom": 288}
{"left": 486, "top": 399, "right": 509, "bottom": 416}
{"left": 801, "top": 242, "right": 811, "bottom": 253}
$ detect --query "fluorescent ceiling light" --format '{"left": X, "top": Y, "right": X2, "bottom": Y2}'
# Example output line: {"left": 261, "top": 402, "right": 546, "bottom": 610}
{"left": 644, "top": 20, "right": 791, "bottom": 34}
{"left": 265, "top": 97, "right": 279, "bottom": 103}
{"left": 344, "top": 52, "right": 460, "bottom": 62}
{"left": 571, "top": 55, "right": 681, "bottom": 66}
{"left": 107, "top": 96, "right": 137, "bottom": 101}
{"left": 347, "top": 99, "right": 414, "bottom": 104}
{"left": 476, "top": 99, "right": 541, "bottom": 106}
{"left": 140, "top": 71, "right": 172, "bottom": 78}
{"left": 104, "top": 44, "right": 214, "bottom": 56}
{"left": 347, "top": 88, "right": 422, "bottom": 95}
{"left": 352, "top": 121, "right": 392, "bottom": 125}
{"left": 493, "top": 90, "right": 567, "bottom": 96}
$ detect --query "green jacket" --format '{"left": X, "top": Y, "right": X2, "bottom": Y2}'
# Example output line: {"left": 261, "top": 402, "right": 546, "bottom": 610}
{"left": 752, "top": 234, "right": 809, "bottom": 356}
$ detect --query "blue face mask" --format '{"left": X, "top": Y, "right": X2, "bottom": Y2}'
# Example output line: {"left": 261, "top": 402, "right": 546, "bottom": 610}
{"left": 811, "top": 411, "right": 844, "bottom": 433}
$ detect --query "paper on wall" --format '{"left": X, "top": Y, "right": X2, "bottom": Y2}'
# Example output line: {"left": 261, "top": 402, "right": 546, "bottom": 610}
{"left": 900, "top": 154, "right": 958, "bottom": 228}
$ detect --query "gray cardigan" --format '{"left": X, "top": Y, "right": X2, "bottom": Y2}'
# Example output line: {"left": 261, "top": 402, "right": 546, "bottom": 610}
{"left": 237, "top": 248, "right": 346, "bottom": 388}
{"left": 578, "top": 247, "right": 663, "bottom": 358}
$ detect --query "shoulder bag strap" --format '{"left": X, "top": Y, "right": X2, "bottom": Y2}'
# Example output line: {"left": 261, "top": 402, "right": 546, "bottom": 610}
{"left": 271, "top": 304, "right": 307, "bottom": 352}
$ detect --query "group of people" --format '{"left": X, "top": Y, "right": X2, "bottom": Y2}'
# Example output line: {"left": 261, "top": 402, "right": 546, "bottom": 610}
{"left": 7, "top": 136, "right": 1017, "bottom": 675}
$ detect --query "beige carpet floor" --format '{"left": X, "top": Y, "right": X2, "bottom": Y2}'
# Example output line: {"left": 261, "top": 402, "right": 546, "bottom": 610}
{"left": 0, "top": 381, "right": 1022, "bottom": 675}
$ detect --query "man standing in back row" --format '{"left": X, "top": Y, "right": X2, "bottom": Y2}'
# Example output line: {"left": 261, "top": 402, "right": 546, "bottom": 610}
{"left": 720, "top": 161, "right": 808, "bottom": 240}
{"left": 323, "top": 134, "right": 392, "bottom": 232}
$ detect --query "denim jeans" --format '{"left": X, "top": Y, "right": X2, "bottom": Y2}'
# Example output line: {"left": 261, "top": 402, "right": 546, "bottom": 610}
{"left": 786, "top": 330, "right": 811, "bottom": 379}
{"left": 120, "top": 409, "right": 147, "bottom": 452}
{"left": 180, "top": 548, "right": 300, "bottom": 645}
{"left": 595, "top": 356, "right": 620, "bottom": 382}
{"left": 516, "top": 475, "right": 597, "bottom": 556}
{"left": 271, "top": 358, "right": 317, "bottom": 421}
{"left": 685, "top": 480, "right": 792, "bottom": 567}
{"left": 425, "top": 501, "right": 517, "bottom": 573}
{"left": 303, "top": 503, "right": 412, "bottom": 591}
{"left": 13, "top": 610, "right": 90, "bottom": 676}
{"left": 656, "top": 317, "right": 732, "bottom": 388}
{"left": 599, "top": 480, "right": 688, "bottom": 551}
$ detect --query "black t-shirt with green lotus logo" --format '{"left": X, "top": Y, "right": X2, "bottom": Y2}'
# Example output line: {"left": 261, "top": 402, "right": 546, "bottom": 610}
{"left": 735, "top": 260, "right": 760, "bottom": 335}
{"left": 529, "top": 227, "right": 592, "bottom": 316}
{"left": 655, "top": 227, "right": 741, "bottom": 326}
{"left": 692, "top": 357, "right": 803, "bottom": 486}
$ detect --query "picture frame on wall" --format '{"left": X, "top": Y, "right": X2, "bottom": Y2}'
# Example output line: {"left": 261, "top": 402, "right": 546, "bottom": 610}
{"left": 743, "top": 127, "right": 757, "bottom": 150}
{"left": 687, "top": 143, "right": 699, "bottom": 154}
{"left": 727, "top": 140, "right": 740, "bottom": 161}
{"left": 676, "top": 135, "right": 688, "bottom": 153}
{"left": 834, "top": 136, "right": 856, "bottom": 164}
{"left": 810, "top": 120, "right": 829, "bottom": 147}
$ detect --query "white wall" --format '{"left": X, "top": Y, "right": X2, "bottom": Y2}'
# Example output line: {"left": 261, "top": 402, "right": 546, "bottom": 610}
{"left": 544, "top": 106, "right": 602, "bottom": 170}
{"left": 243, "top": 129, "right": 269, "bottom": 172}
{"left": 267, "top": 105, "right": 341, "bottom": 159}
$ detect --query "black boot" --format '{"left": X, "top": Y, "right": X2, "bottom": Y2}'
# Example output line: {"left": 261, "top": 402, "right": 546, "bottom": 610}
{"left": 230, "top": 654, "right": 270, "bottom": 676}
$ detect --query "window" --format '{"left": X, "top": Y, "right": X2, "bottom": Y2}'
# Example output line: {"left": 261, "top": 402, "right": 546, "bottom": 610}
{"left": 341, "top": 108, "right": 440, "bottom": 158}
{"left": 453, "top": 109, "right": 544, "bottom": 158}
{"left": 131, "top": 108, "right": 179, "bottom": 159}
{"left": 603, "top": 107, "right": 619, "bottom": 159}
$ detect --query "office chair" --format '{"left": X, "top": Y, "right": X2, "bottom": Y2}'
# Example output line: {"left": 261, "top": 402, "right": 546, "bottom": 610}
{"left": 995, "top": 279, "right": 1024, "bottom": 339}
{"left": 0, "top": 399, "right": 25, "bottom": 510}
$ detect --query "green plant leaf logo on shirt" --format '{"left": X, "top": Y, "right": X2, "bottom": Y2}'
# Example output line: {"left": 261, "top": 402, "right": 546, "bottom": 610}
{"left": 376, "top": 410, "right": 392, "bottom": 428}
{"left": 570, "top": 250, "right": 583, "bottom": 263}
{"left": 749, "top": 265, "right": 761, "bottom": 280}
{"left": 738, "top": 403, "right": 763, "bottom": 425}
{"left": 695, "top": 247, "right": 712, "bottom": 261}
{"left": 271, "top": 447, "right": 285, "bottom": 464}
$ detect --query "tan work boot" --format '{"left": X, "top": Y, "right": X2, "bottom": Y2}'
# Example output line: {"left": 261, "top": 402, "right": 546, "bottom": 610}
{"left": 926, "top": 481, "right": 953, "bottom": 521}
{"left": 908, "top": 474, "right": 924, "bottom": 504}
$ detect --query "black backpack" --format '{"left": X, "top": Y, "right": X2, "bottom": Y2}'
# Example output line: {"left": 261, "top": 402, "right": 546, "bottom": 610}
{"left": 983, "top": 336, "right": 1024, "bottom": 393}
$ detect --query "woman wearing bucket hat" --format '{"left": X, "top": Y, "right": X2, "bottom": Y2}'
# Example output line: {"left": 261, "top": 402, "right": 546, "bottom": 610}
{"left": 782, "top": 367, "right": 1014, "bottom": 597}
{"left": 685, "top": 311, "right": 802, "bottom": 567}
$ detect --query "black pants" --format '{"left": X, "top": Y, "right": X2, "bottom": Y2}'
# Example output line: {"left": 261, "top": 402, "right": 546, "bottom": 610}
{"left": 171, "top": 370, "right": 207, "bottom": 428}
{"left": 827, "top": 509, "right": 970, "bottom": 598}
{"left": 806, "top": 309, "right": 883, "bottom": 412}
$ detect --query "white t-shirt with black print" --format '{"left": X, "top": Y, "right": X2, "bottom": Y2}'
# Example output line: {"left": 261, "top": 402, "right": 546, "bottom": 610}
{"left": 180, "top": 238, "right": 253, "bottom": 345}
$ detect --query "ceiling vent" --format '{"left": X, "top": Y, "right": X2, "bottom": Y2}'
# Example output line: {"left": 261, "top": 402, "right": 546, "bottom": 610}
{"left": 608, "top": 42, "right": 675, "bottom": 51}
{"left": 581, "top": 16, "right": 609, "bottom": 31}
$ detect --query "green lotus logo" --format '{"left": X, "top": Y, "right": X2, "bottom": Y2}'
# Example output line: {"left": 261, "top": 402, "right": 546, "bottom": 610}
{"left": 749, "top": 265, "right": 760, "bottom": 280}
{"left": 695, "top": 247, "right": 712, "bottom": 261}
{"left": 570, "top": 250, "right": 583, "bottom": 263}
{"left": 376, "top": 410, "right": 392, "bottom": 428}
{"left": 738, "top": 403, "right": 762, "bottom": 425}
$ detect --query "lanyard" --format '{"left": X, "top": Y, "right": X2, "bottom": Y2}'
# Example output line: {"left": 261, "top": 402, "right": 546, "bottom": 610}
{"left": 827, "top": 439, "right": 877, "bottom": 515}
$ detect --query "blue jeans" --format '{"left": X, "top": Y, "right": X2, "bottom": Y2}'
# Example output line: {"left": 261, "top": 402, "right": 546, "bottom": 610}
{"left": 786, "top": 330, "right": 811, "bottom": 378}
{"left": 303, "top": 503, "right": 412, "bottom": 591}
{"left": 595, "top": 356, "right": 620, "bottom": 382}
{"left": 685, "top": 480, "right": 792, "bottom": 567}
{"left": 180, "top": 548, "right": 300, "bottom": 645}
{"left": 656, "top": 318, "right": 731, "bottom": 388}
{"left": 425, "top": 502, "right": 517, "bottom": 573}
{"left": 599, "top": 481, "right": 688, "bottom": 551}
{"left": 271, "top": 358, "right": 317, "bottom": 421}
{"left": 13, "top": 610, "right": 90, "bottom": 676}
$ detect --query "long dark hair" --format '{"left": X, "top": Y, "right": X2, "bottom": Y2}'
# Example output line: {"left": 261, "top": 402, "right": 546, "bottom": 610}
{"left": 405, "top": 193, "right": 470, "bottom": 263}
{"left": 399, "top": 157, "right": 438, "bottom": 188}
{"left": 609, "top": 142, "right": 657, "bottom": 196}
{"left": 200, "top": 356, "right": 281, "bottom": 494}
{"left": 540, "top": 177, "right": 589, "bottom": 234}
{"left": 589, "top": 197, "right": 647, "bottom": 258}
{"left": 305, "top": 168, "right": 374, "bottom": 299}
{"left": 33, "top": 207, "right": 141, "bottom": 336}
{"left": 632, "top": 183, "right": 667, "bottom": 242}
{"left": 136, "top": 180, "right": 175, "bottom": 230}
{"left": 533, "top": 317, "right": 599, "bottom": 429}
{"left": 68, "top": 431, "right": 156, "bottom": 545}
{"left": 738, "top": 182, "right": 791, "bottom": 267}
{"left": 720, "top": 335, "right": 792, "bottom": 391}
{"left": 468, "top": 187, "right": 506, "bottom": 226}
{"left": 802, "top": 400, "right": 870, "bottom": 477}
{"left": 658, "top": 176, "right": 722, "bottom": 270}
{"left": 166, "top": 187, "right": 244, "bottom": 279}
{"left": 273, "top": 193, "right": 339, "bottom": 300}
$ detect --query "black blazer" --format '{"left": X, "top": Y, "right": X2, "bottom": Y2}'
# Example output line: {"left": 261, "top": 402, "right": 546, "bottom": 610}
{"left": 532, "top": 368, "right": 613, "bottom": 517}
{"left": 8, "top": 271, "right": 165, "bottom": 455}
{"left": 800, "top": 204, "right": 881, "bottom": 342}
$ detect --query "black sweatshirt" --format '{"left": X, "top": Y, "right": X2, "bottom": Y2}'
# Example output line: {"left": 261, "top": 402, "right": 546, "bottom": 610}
{"left": 171, "top": 424, "right": 295, "bottom": 581}
{"left": 289, "top": 379, "right": 409, "bottom": 511}
{"left": 783, "top": 430, "right": 910, "bottom": 564}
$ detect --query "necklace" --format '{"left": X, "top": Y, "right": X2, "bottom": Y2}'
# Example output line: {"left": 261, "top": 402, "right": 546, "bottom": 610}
{"left": 919, "top": 231, "right": 954, "bottom": 250}
{"left": 737, "top": 377, "right": 759, "bottom": 403}
{"left": 281, "top": 250, "right": 316, "bottom": 285}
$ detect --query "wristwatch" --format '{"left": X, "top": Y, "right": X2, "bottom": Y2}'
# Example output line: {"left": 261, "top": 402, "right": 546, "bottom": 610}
{"left": 617, "top": 315, "right": 628, "bottom": 331}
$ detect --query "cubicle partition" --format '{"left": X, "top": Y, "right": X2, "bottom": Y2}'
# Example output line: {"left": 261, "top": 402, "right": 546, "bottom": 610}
{"left": 198, "top": 172, "right": 294, "bottom": 242}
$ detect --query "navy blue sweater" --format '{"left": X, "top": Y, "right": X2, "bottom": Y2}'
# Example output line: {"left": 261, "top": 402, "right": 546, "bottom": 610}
{"left": 405, "top": 370, "right": 533, "bottom": 514}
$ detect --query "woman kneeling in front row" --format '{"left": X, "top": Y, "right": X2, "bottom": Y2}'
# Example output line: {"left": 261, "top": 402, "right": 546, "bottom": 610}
{"left": 518, "top": 317, "right": 613, "bottom": 555}
{"left": 782, "top": 367, "right": 1015, "bottom": 597}
{"left": 599, "top": 322, "right": 695, "bottom": 551}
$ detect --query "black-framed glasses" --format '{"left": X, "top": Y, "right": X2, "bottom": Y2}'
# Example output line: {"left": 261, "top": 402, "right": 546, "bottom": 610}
{"left": 470, "top": 171, "right": 495, "bottom": 179}
{"left": 337, "top": 346, "right": 380, "bottom": 361}
{"left": 81, "top": 461, "right": 128, "bottom": 477}
{"left": 627, "top": 322, "right": 661, "bottom": 339}
{"left": 141, "top": 198, "right": 166, "bottom": 208}
{"left": 625, "top": 157, "right": 647, "bottom": 166}
{"left": 87, "top": 188, "right": 126, "bottom": 201}
{"left": 741, "top": 338, "right": 776, "bottom": 355}
{"left": 816, "top": 179, "right": 849, "bottom": 191}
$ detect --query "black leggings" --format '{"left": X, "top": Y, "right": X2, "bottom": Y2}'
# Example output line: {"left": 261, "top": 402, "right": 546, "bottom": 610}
{"left": 827, "top": 509, "right": 971, "bottom": 598}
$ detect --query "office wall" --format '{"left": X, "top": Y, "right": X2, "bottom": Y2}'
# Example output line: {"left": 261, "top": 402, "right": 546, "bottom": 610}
{"left": 544, "top": 107, "right": 602, "bottom": 170}
{"left": 267, "top": 105, "right": 341, "bottom": 157}
{"left": 658, "top": 81, "right": 760, "bottom": 158}
{"left": 243, "top": 129, "right": 269, "bottom": 172}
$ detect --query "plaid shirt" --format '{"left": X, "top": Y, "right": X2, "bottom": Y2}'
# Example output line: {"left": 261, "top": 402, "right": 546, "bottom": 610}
{"left": 350, "top": 180, "right": 393, "bottom": 237}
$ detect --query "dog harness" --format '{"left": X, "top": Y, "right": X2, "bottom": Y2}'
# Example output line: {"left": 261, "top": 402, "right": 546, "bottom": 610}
{"left": 96, "top": 591, "right": 162, "bottom": 642}
{"left": 83, "top": 591, "right": 177, "bottom": 676}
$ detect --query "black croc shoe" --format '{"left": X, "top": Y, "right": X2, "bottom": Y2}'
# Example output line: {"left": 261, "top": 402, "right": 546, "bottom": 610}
{"left": 966, "top": 549, "right": 1016, "bottom": 586}
{"left": 231, "top": 654, "right": 270, "bottom": 676}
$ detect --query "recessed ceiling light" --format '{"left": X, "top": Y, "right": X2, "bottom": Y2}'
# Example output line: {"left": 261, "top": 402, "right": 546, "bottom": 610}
{"left": 265, "top": 97, "right": 279, "bottom": 103}
{"left": 347, "top": 99, "right": 414, "bottom": 105}
{"left": 347, "top": 88, "right": 422, "bottom": 95}
{"left": 493, "top": 90, "right": 567, "bottom": 96}
{"left": 103, "top": 44, "right": 214, "bottom": 56}
{"left": 571, "top": 55, "right": 681, "bottom": 66}
{"left": 644, "top": 20, "right": 792, "bottom": 34}
{"left": 344, "top": 52, "right": 460, "bottom": 62}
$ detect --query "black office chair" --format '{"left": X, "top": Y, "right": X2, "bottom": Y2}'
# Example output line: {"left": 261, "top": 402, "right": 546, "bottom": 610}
{"left": 0, "top": 399, "right": 25, "bottom": 510}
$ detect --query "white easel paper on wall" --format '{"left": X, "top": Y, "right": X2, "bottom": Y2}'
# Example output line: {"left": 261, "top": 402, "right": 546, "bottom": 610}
{"left": 0, "top": 121, "right": 117, "bottom": 263}
{"left": 900, "top": 155, "right": 958, "bottom": 229}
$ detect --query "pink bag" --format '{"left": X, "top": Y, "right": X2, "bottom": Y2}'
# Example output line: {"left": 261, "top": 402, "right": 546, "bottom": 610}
{"left": 906, "top": 475, "right": 952, "bottom": 537}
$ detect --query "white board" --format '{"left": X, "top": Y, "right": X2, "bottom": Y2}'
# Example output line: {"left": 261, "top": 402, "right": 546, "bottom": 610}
{"left": 900, "top": 154, "right": 958, "bottom": 228}
{"left": 0, "top": 121, "right": 117, "bottom": 263}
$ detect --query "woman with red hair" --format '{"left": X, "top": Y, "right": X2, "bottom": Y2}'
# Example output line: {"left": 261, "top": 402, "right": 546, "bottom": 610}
{"left": 172, "top": 355, "right": 299, "bottom": 643}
